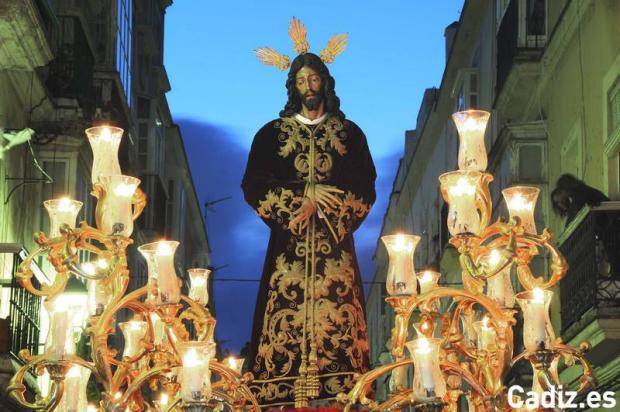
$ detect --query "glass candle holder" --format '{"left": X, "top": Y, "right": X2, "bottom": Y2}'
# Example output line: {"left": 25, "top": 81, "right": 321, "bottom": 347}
{"left": 150, "top": 313, "right": 166, "bottom": 346}
{"left": 381, "top": 234, "right": 420, "bottom": 296}
{"left": 418, "top": 270, "right": 440, "bottom": 294}
{"left": 225, "top": 356, "right": 245, "bottom": 374}
{"left": 406, "top": 337, "right": 447, "bottom": 401}
{"left": 439, "top": 170, "right": 491, "bottom": 236}
{"left": 502, "top": 186, "right": 540, "bottom": 234}
{"left": 43, "top": 299, "right": 75, "bottom": 361}
{"left": 57, "top": 364, "right": 91, "bottom": 412}
{"left": 139, "top": 240, "right": 181, "bottom": 305}
{"left": 179, "top": 341, "right": 216, "bottom": 402}
{"left": 515, "top": 288, "right": 554, "bottom": 352}
{"left": 87, "top": 278, "right": 110, "bottom": 316}
{"left": 452, "top": 110, "right": 490, "bottom": 172}
{"left": 44, "top": 198, "right": 83, "bottom": 238}
{"left": 94, "top": 175, "right": 141, "bottom": 237}
{"left": 86, "top": 125, "right": 123, "bottom": 184}
{"left": 188, "top": 268, "right": 211, "bottom": 306}
{"left": 119, "top": 320, "right": 148, "bottom": 359}
{"left": 473, "top": 317, "right": 498, "bottom": 351}
{"left": 461, "top": 309, "right": 477, "bottom": 346}
{"left": 484, "top": 249, "right": 515, "bottom": 308}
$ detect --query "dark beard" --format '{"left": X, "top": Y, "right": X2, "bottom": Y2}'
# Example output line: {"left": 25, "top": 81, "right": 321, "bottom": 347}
{"left": 302, "top": 93, "right": 323, "bottom": 111}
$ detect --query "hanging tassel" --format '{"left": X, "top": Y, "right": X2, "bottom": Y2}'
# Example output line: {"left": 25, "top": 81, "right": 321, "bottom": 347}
{"left": 306, "top": 343, "right": 320, "bottom": 398}
{"left": 294, "top": 357, "right": 309, "bottom": 408}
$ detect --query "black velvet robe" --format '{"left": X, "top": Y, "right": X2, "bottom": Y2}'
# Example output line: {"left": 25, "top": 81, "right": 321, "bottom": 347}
{"left": 241, "top": 114, "right": 376, "bottom": 408}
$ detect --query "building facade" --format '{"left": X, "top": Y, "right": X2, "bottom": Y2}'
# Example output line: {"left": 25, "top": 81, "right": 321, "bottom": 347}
{"left": 368, "top": 0, "right": 620, "bottom": 405}
{"left": 0, "top": 1, "right": 209, "bottom": 408}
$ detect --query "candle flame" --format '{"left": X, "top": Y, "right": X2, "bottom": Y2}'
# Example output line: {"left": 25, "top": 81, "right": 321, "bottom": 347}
{"left": 183, "top": 348, "right": 202, "bottom": 367}
{"left": 227, "top": 356, "right": 238, "bottom": 369}
{"left": 66, "top": 365, "right": 81, "bottom": 378}
{"left": 392, "top": 234, "right": 413, "bottom": 252}
{"left": 192, "top": 276, "right": 207, "bottom": 287}
{"left": 532, "top": 288, "right": 545, "bottom": 303}
{"left": 507, "top": 192, "right": 533, "bottom": 212}
{"left": 87, "top": 405, "right": 98, "bottom": 412}
{"left": 53, "top": 298, "right": 69, "bottom": 313}
{"left": 160, "top": 392, "right": 169, "bottom": 406}
{"left": 113, "top": 182, "right": 137, "bottom": 197}
{"left": 100, "top": 127, "right": 112, "bottom": 141}
{"left": 97, "top": 259, "right": 108, "bottom": 269}
{"left": 156, "top": 241, "right": 173, "bottom": 256}
{"left": 114, "top": 391, "right": 122, "bottom": 400}
{"left": 57, "top": 197, "right": 74, "bottom": 212}
{"left": 128, "top": 320, "right": 145, "bottom": 330}
{"left": 416, "top": 337, "right": 432, "bottom": 354}
{"left": 82, "top": 262, "right": 96, "bottom": 276}
{"left": 420, "top": 271, "right": 434, "bottom": 284}
{"left": 448, "top": 177, "right": 476, "bottom": 196}
{"left": 487, "top": 249, "right": 501, "bottom": 267}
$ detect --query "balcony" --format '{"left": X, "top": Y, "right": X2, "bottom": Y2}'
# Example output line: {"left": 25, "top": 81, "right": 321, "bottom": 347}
{"left": 0, "top": 0, "right": 55, "bottom": 71}
{"left": 0, "top": 245, "right": 46, "bottom": 409}
{"left": 558, "top": 203, "right": 620, "bottom": 370}
{"left": 495, "top": 0, "right": 546, "bottom": 118}
{"left": 45, "top": 16, "right": 96, "bottom": 118}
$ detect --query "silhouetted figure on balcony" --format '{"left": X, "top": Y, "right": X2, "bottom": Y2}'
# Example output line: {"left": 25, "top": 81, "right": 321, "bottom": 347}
{"left": 551, "top": 174, "right": 609, "bottom": 226}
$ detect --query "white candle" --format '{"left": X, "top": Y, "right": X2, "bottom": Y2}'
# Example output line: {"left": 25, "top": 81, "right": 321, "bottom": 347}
{"left": 418, "top": 270, "right": 439, "bottom": 294}
{"left": 181, "top": 348, "right": 205, "bottom": 401}
{"left": 51, "top": 300, "right": 69, "bottom": 360}
{"left": 190, "top": 276, "right": 207, "bottom": 304}
{"left": 64, "top": 365, "right": 81, "bottom": 412}
{"left": 531, "top": 288, "right": 547, "bottom": 349}
{"left": 150, "top": 313, "right": 165, "bottom": 346}
{"left": 415, "top": 338, "right": 436, "bottom": 392}
{"left": 155, "top": 242, "right": 180, "bottom": 304}
{"left": 476, "top": 317, "right": 497, "bottom": 351}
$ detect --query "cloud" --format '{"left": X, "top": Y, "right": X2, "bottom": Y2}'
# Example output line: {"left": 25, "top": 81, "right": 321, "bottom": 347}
{"left": 178, "top": 118, "right": 263, "bottom": 352}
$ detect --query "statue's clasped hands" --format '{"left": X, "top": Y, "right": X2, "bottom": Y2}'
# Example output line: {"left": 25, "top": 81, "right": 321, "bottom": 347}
{"left": 289, "top": 184, "right": 343, "bottom": 234}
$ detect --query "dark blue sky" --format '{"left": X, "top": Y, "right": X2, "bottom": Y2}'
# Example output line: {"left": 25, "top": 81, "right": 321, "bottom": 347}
{"left": 164, "top": 2, "right": 463, "bottom": 354}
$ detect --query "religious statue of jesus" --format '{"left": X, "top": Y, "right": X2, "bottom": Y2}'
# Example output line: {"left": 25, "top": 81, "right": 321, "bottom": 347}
{"left": 241, "top": 18, "right": 376, "bottom": 409}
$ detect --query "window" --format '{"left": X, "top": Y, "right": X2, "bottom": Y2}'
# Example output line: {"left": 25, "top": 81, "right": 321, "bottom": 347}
{"left": 522, "top": 0, "right": 546, "bottom": 48}
{"left": 608, "top": 77, "right": 620, "bottom": 137}
{"left": 116, "top": 0, "right": 133, "bottom": 106}
{"left": 453, "top": 68, "right": 479, "bottom": 111}
{"left": 517, "top": 144, "right": 544, "bottom": 182}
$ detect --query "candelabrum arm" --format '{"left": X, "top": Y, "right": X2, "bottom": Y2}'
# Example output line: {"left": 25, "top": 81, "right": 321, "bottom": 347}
{"left": 210, "top": 361, "right": 260, "bottom": 411}
{"left": 90, "top": 286, "right": 149, "bottom": 392}
{"left": 515, "top": 229, "right": 568, "bottom": 290}
{"left": 385, "top": 295, "right": 417, "bottom": 358}
{"left": 17, "top": 235, "right": 70, "bottom": 299}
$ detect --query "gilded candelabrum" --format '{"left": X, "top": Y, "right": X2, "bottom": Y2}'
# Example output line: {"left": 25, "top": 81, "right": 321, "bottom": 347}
{"left": 6, "top": 125, "right": 259, "bottom": 412}
{"left": 336, "top": 110, "right": 597, "bottom": 412}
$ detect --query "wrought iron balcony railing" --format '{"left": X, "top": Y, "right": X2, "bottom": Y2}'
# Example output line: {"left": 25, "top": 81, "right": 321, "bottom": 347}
{"left": 558, "top": 203, "right": 620, "bottom": 335}
{"left": 0, "top": 246, "right": 44, "bottom": 357}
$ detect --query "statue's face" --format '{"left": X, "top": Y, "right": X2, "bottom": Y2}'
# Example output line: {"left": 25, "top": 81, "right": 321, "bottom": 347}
{"left": 295, "top": 66, "right": 323, "bottom": 111}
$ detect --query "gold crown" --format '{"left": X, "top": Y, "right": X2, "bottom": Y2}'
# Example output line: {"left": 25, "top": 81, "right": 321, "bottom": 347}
{"left": 254, "top": 17, "right": 348, "bottom": 71}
